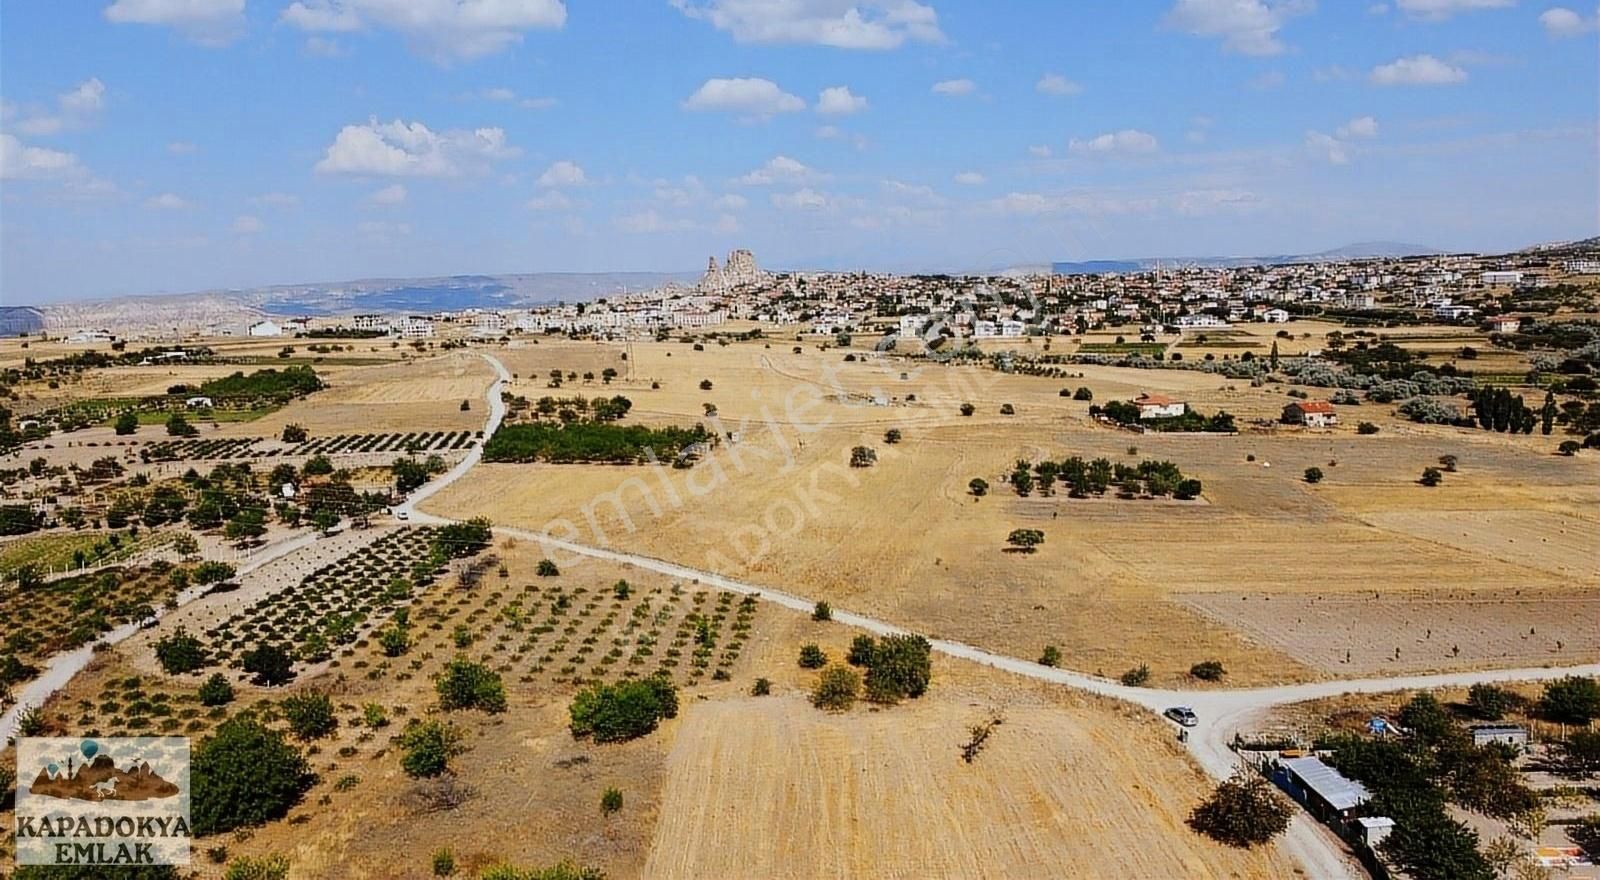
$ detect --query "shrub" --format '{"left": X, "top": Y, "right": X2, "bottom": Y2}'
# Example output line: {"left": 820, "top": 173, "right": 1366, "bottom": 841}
{"left": 849, "top": 446, "right": 877, "bottom": 468}
{"left": 436, "top": 656, "right": 508, "bottom": 713}
{"left": 811, "top": 665, "right": 860, "bottom": 712}
{"left": 751, "top": 677, "right": 771, "bottom": 696}
{"left": 363, "top": 703, "right": 389, "bottom": 728}
{"left": 1120, "top": 665, "right": 1151, "bottom": 687}
{"left": 537, "top": 559, "right": 560, "bottom": 577}
{"left": 1074, "top": 387, "right": 1093, "bottom": 401}
{"left": 155, "top": 628, "right": 207, "bottom": 675}
{"left": 812, "top": 601, "right": 832, "bottom": 622}
{"left": 281, "top": 424, "right": 308, "bottom": 444}
{"left": 862, "top": 634, "right": 932, "bottom": 704}
{"left": 399, "top": 719, "right": 465, "bottom": 778}
{"left": 1006, "top": 528, "right": 1044, "bottom": 553}
{"left": 1541, "top": 676, "right": 1600, "bottom": 725}
{"left": 379, "top": 625, "right": 410, "bottom": 657}
{"left": 884, "top": 429, "right": 902, "bottom": 444}
{"left": 1189, "top": 660, "right": 1226, "bottom": 682}
{"left": 999, "top": 403, "right": 1015, "bottom": 415}
{"left": 242, "top": 643, "right": 295, "bottom": 686}
{"left": 478, "top": 861, "right": 605, "bottom": 880}
{"left": 191, "top": 717, "right": 313, "bottom": 836}
{"left": 600, "top": 787, "right": 623, "bottom": 815}
{"left": 282, "top": 691, "right": 337, "bottom": 741}
{"left": 798, "top": 644, "right": 828, "bottom": 669}
{"left": 432, "top": 848, "right": 457, "bottom": 877}
{"left": 959, "top": 403, "right": 975, "bottom": 416}
{"left": 569, "top": 675, "right": 679, "bottom": 743}
{"left": 198, "top": 673, "right": 235, "bottom": 707}
{"left": 1357, "top": 421, "right": 1380, "bottom": 435}
{"left": 1465, "top": 683, "right": 1519, "bottom": 721}
{"left": 1303, "top": 467, "right": 1324, "bottom": 484}
{"left": 1038, "top": 645, "right": 1061, "bottom": 667}
{"left": 223, "top": 855, "right": 290, "bottom": 880}
{"left": 1420, "top": 466, "right": 1443, "bottom": 487}
{"left": 1189, "top": 773, "right": 1293, "bottom": 847}
{"left": 1560, "top": 440, "right": 1582, "bottom": 456}
{"left": 114, "top": 411, "right": 139, "bottom": 436}
{"left": 847, "top": 635, "right": 877, "bottom": 667}
{"left": 968, "top": 478, "right": 989, "bottom": 497}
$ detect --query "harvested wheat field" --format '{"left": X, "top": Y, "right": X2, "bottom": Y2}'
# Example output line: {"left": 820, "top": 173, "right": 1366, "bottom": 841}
{"left": 229, "top": 351, "right": 494, "bottom": 436}
{"left": 643, "top": 687, "right": 1297, "bottom": 880}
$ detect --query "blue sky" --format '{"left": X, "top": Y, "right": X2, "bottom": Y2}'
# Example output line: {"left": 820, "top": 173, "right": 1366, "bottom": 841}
{"left": 2, "top": 0, "right": 1596, "bottom": 302}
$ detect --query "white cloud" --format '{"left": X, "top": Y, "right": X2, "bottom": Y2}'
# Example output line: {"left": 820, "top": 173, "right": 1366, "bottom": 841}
{"left": 1394, "top": 0, "right": 1515, "bottom": 20}
{"left": 1035, "top": 73, "right": 1082, "bottom": 96}
{"left": 1027, "top": 144, "right": 1053, "bottom": 158}
{"left": 881, "top": 179, "right": 940, "bottom": 201}
{"left": 537, "top": 160, "right": 587, "bottom": 187}
{"left": 281, "top": 0, "right": 568, "bottom": 61}
{"left": 1305, "top": 131, "right": 1351, "bottom": 164}
{"left": 368, "top": 183, "right": 408, "bottom": 205}
{"left": 683, "top": 77, "right": 805, "bottom": 119}
{"left": 816, "top": 86, "right": 868, "bottom": 115}
{"left": 986, "top": 191, "right": 1158, "bottom": 216}
{"left": 615, "top": 209, "right": 696, "bottom": 233}
{"left": 14, "top": 78, "right": 108, "bottom": 136}
{"left": 713, "top": 213, "right": 741, "bottom": 234}
{"left": 314, "top": 118, "right": 518, "bottom": 177}
{"left": 770, "top": 188, "right": 831, "bottom": 210}
{"left": 477, "top": 87, "right": 557, "bottom": 109}
{"left": 1161, "top": 0, "right": 1313, "bottom": 56}
{"left": 231, "top": 214, "right": 264, "bottom": 234}
{"left": 670, "top": 0, "right": 944, "bottom": 49}
{"left": 105, "top": 0, "right": 245, "bottom": 46}
{"left": 1370, "top": 54, "right": 1469, "bottom": 85}
{"left": 167, "top": 141, "right": 199, "bottom": 155}
{"left": 931, "top": 78, "right": 977, "bottom": 96}
{"left": 714, "top": 193, "right": 748, "bottom": 210}
{"left": 814, "top": 125, "right": 870, "bottom": 149}
{"left": 953, "top": 171, "right": 986, "bottom": 185}
{"left": 737, "top": 155, "right": 818, "bottom": 185}
{"left": 303, "top": 35, "right": 347, "bottom": 56}
{"left": 526, "top": 190, "right": 572, "bottom": 211}
{"left": 0, "top": 133, "right": 83, "bottom": 179}
{"left": 1068, "top": 129, "right": 1160, "bottom": 156}
{"left": 1337, "top": 115, "right": 1379, "bottom": 138}
{"left": 1540, "top": 6, "right": 1599, "bottom": 36}
{"left": 144, "top": 192, "right": 192, "bottom": 210}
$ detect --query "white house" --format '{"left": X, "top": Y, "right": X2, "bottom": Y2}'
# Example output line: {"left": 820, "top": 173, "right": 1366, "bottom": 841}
{"left": 898, "top": 314, "right": 932, "bottom": 338}
{"left": 248, "top": 320, "right": 284, "bottom": 337}
{"left": 1134, "top": 393, "right": 1186, "bottom": 419}
{"left": 1565, "top": 259, "right": 1600, "bottom": 275}
{"left": 395, "top": 316, "right": 435, "bottom": 338}
{"left": 1480, "top": 271, "right": 1523, "bottom": 286}
{"left": 352, "top": 314, "right": 390, "bottom": 333}
{"left": 1282, "top": 400, "right": 1338, "bottom": 428}
{"left": 1262, "top": 308, "right": 1291, "bottom": 324}
{"left": 1486, "top": 315, "right": 1523, "bottom": 333}
{"left": 1177, "top": 314, "right": 1230, "bottom": 330}
{"left": 186, "top": 396, "right": 214, "bottom": 408}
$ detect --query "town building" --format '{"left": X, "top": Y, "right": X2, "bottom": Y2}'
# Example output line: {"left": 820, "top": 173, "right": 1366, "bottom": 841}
{"left": 1480, "top": 270, "right": 1524, "bottom": 286}
{"left": 248, "top": 320, "right": 284, "bottom": 337}
{"left": 395, "top": 316, "right": 435, "bottom": 338}
{"left": 1134, "top": 393, "right": 1187, "bottom": 419}
{"left": 352, "top": 314, "right": 389, "bottom": 333}
{"left": 1283, "top": 400, "right": 1338, "bottom": 428}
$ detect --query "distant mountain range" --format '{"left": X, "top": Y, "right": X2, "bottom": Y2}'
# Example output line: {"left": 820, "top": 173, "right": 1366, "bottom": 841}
{"left": 1051, "top": 242, "right": 1444, "bottom": 275}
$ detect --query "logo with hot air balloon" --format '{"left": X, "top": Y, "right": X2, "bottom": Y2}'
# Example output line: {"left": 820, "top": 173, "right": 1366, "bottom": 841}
{"left": 15, "top": 737, "right": 192, "bottom": 867}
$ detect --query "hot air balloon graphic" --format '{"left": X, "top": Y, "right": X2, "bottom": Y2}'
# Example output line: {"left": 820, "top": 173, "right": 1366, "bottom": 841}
{"left": 46, "top": 762, "right": 60, "bottom": 779}
{"left": 80, "top": 740, "right": 99, "bottom": 760}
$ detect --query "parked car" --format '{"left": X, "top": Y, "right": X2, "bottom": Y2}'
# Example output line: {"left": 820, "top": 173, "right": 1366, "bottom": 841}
{"left": 1164, "top": 706, "right": 1199, "bottom": 727}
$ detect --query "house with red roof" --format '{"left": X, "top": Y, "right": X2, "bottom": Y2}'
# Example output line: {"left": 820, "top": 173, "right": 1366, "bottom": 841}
{"left": 1283, "top": 399, "right": 1338, "bottom": 428}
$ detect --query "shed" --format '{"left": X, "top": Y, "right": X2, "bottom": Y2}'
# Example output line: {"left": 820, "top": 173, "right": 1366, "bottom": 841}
{"left": 1277, "top": 756, "right": 1371, "bottom": 823}
{"left": 1469, "top": 724, "right": 1529, "bottom": 750}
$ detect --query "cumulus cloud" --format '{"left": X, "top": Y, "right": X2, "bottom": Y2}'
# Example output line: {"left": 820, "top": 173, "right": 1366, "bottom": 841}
{"left": 683, "top": 77, "right": 805, "bottom": 119}
{"left": 931, "top": 78, "right": 977, "bottom": 96}
{"left": 1370, "top": 54, "right": 1468, "bottom": 85}
{"left": 143, "top": 192, "right": 192, "bottom": 210}
{"left": 615, "top": 209, "right": 697, "bottom": 233}
{"left": 1027, "top": 144, "right": 1053, "bottom": 158}
{"left": 104, "top": 0, "right": 246, "bottom": 46}
{"left": 1394, "top": 0, "right": 1515, "bottom": 20}
{"left": 714, "top": 193, "right": 748, "bottom": 210}
{"left": 13, "top": 78, "right": 108, "bottom": 136}
{"left": 476, "top": 86, "right": 558, "bottom": 109}
{"left": 314, "top": 118, "right": 518, "bottom": 177}
{"left": 1304, "top": 130, "right": 1351, "bottom": 164}
{"left": 1540, "top": 6, "right": 1600, "bottom": 35}
{"left": 1161, "top": 0, "right": 1313, "bottom": 56}
{"left": 1068, "top": 129, "right": 1160, "bottom": 156}
{"left": 953, "top": 171, "right": 986, "bottom": 185}
{"left": 1035, "top": 73, "right": 1082, "bottom": 95}
{"left": 770, "top": 188, "right": 832, "bottom": 210}
{"left": 0, "top": 133, "right": 83, "bottom": 179}
{"left": 816, "top": 86, "right": 868, "bottom": 115}
{"left": 281, "top": 0, "right": 567, "bottom": 61}
{"left": 537, "top": 160, "right": 587, "bottom": 187}
{"left": 367, "top": 183, "right": 408, "bottom": 205}
{"left": 670, "top": 0, "right": 944, "bottom": 49}
{"left": 736, "top": 155, "right": 818, "bottom": 185}
{"left": 1336, "top": 115, "right": 1379, "bottom": 138}
{"left": 231, "top": 214, "right": 264, "bottom": 234}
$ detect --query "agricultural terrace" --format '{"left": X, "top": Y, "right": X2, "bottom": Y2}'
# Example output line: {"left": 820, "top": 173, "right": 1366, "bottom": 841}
{"left": 0, "top": 562, "right": 193, "bottom": 672}
{"left": 141, "top": 429, "right": 479, "bottom": 462}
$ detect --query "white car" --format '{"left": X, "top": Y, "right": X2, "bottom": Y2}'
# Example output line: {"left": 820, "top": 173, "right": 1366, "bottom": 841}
{"left": 394, "top": 509, "right": 410, "bottom": 521}
{"left": 1164, "top": 706, "right": 1199, "bottom": 727}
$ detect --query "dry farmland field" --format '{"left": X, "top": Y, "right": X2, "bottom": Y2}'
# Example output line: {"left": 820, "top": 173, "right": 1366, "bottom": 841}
{"left": 424, "top": 336, "right": 1600, "bottom": 687}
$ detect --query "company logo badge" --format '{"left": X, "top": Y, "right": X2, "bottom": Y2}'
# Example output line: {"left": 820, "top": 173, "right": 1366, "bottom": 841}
{"left": 14, "top": 737, "right": 191, "bottom": 866}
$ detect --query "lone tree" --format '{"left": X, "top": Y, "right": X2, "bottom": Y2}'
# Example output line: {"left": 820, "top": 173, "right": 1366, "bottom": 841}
{"left": 1189, "top": 660, "right": 1227, "bottom": 682}
{"left": 884, "top": 428, "right": 902, "bottom": 444}
{"left": 281, "top": 423, "right": 308, "bottom": 443}
{"left": 399, "top": 719, "right": 465, "bottom": 778}
{"left": 811, "top": 665, "right": 860, "bottom": 712}
{"left": 1006, "top": 528, "right": 1045, "bottom": 553}
{"left": 241, "top": 643, "right": 294, "bottom": 686}
{"left": 959, "top": 403, "right": 975, "bottom": 417}
{"left": 849, "top": 446, "right": 877, "bottom": 468}
{"left": 568, "top": 675, "right": 678, "bottom": 743}
{"left": 1303, "top": 466, "right": 1324, "bottom": 484}
{"left": 1038, "top": 645, "right": 1062, "bottom": 667}
{"left": 114, "top": 411, "right": 139, "bottom": 436}
{"left": 968, "top": 478, "right": 989, "bottom": 497}
{"left": 1419, "top": 466, "right": 1444, "bottom": 487}
{"left": 436, "top": 656, "right": 508, "bottom": 713}
{"left": 798, "top": 644, "right": 828, "bottom": 669}
{"left": 812, "top": 601, "right": 832, "bottom": 622}
{"left": 1188, "top": 772, "right": 1293, "bottom": 848}
{"left": 191, "top": 717, "right": 313, "bottom": 836}
{"left": 154, "top": 628, "right": 207, "bottom": 675}
{"left": 1540, "top": 676, "right": 1600, "bottom": 725}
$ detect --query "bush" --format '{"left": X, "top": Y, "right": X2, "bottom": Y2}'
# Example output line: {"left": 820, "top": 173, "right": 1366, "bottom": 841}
{"left": 432, "top": 848, "right": 457, "bottom": 877}
{"left": 198, "top": 673, "right": 235, "bottom": 707}
{"left": 1465, "top": 683, "right": 1519, "bottom": 721}
{"left": 884, "top": 428, "right": 902, "bottom": 444}
{"left": 399, "top": 719, "right": 465, "bottom": 778}
{"left": 1188, "top": 773, "right": 1293, "bottom": 847}
{"left": 847, "top": 635, "right": 877, "bottom": 667}
{"left": 1074, "top": 387, "right": 1094, "bottom": 401}
{"left": 751, "top": 677, "right": 771, "bottom": 696}
{"left": 959, "top": 403, "right": 975, "bottom": 416}
{"left": 242, "top": 643, "right": 294, "bottom": 686}
{"left": 191, "top": 717, "right": 313, "bottom": 836}
{"left": 281, "top": 424, "right": 308, "bottom": 444}
{"left": 968, "top": 478, "right": 989, "bottom": 497}
{"left": 114, "top": 411, "right": 139, "bottom": 436}
{"left": 811, "top": 665, "right": 860, "bottom": 712}
{"left": 282, "top": 691, "right": 337, "bottom": 741}
{"left": 223, "top": 855, "right": 290, "bottom": 880}
{"left": 849, "top": 446, "right": 877, "bottom": 468}
{"left": 1303, "top": 467, "right": 1324, "bottom": 484}
{"left": 1120, "top": 665, "right": 1151, "bottom": 687}
{"left": 812, "top": 601, "right": 832, "bottom": 622}
{"left": 537, "top": 559, "right": 560, "bottom": 577}
{"left": 862, "top": 634, "right": 932, "bottom": 704}
{"left": 1419, "top": 466, "right": 1443, "bottom": 487}
{"left": 363, "top": 703, "right": 389, "bottom": 728}
{"left": 999, "top": 403, "right": 1015, "bottom": 415}
{"left": 1038, "top": 645, "right": 1061, "bottom": 667}
{"left": 600, "top": 787, "right": 623, "bottom": 815}
{"left": 478, "top": 861, "right": 605, "bottom": 880}
{"left": 1189, "top": 660, "right": 1226, "bottom": 682}
{"left": 1357, "top": 421, "right": 1380, "bottom": 435}
{"left": 155, "top": 628, "right": 207, "bottom": 675}
{"left": 1560, "top": 440, "right": 1582, "bottom": 455}
{"left": 436, "top": 656, "right": 508, "bottom": 713}
{"left": 1006, "top": 528, "right": 1044, "bottom": 553}
{"left": 798, "top": 644, "right": 828, "bottom": 669}
{"left": 379, "top": 625, "right": 410, "bottom": 657}
{"left": 1541, "top": 676, "right": 1600, "bottom": 725}
{"left": 569, "top": 675, "right": 679, "bottom": 743}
